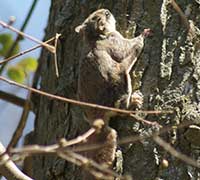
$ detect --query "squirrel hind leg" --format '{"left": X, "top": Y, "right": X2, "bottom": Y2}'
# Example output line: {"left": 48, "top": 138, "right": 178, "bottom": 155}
{"left": 82, "top": 127, "right": 117, "bottom": 180}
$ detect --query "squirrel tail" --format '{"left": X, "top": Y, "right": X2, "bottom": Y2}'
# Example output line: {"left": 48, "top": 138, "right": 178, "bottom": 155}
{"left": 82, "top": 126, "right": 117, "bottom": 180}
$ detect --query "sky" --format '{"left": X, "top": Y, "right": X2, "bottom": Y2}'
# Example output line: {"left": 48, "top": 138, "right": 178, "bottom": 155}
{"left": 0, "top": 0, "right": 51, "bottom": 147}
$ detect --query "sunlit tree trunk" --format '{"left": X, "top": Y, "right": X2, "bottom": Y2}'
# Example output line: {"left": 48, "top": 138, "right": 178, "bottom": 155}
{"left": 30, "top": 1, "right": 200, "bottom": 179}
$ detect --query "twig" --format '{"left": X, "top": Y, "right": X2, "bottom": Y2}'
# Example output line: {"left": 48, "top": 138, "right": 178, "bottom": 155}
{"left": 72, "top": 127, "right": 200, "bottom": 170}
{"left": 0, "top": 20, "right": 55, "bottom": 53}
{"left": 130, "top": 114, "right": 162, "bottom": 127}
{"left": 8, "top": 130, "right": 124, "bottom": 180}
{"left": 0, "top": 78, "right": 172, "bottom": 115}
{"left": 53, "top": 33, "right": 61, "bottom": 77}
{"left": 0, "top": 76, "right": 173, "bottom": 125}
{"left": 10, "top": 127, "right": 97, "bottom": 155}
{"left": 8, "top": 127, "right": 121, "bottom": 179}
{"left": 0, "top": 0, "right": 39, "bottom": 74}
{"left": 0, "top": 37, "right": 56, "bottom": 65}
{"left": 70, "top": 120, "right": 193, "bottom": 154}
{"left": 0, "top": 35, "right": 59, "bottom": 150}
{"left": 58, "top": 150, "right": 123, "bottom": 180}
{"left": 8, "top": 144, "right": 123, "bottom": 180}
{"left": 0, "top": 21, "right": 60, "bottom": 78}
{"left": 0, "top": 142, "right": 33, "bottom": 180}
{"left": 0, "top": 90, "right": 26, "bottom": 107}
{"left": 7, "top": 119, "right": 198, "bottom": 179}
{"left": 0, "top": 37, "right": 56, "bottom": 150}
{"left": 59, "top": 127, "right": 96, "bottom": 147}
{"left": 170, "top": 0, "right": 190, "bottom": 30}
{"left": 153, "top": 135, "right": 200, "bottom": 168}
{"left": 7, "top": 121, "right": 190, "bottom": 155}
{"left": 3, "top": 36, "right": 58, "bottom": 150}
{"left": 7, "top": 91, "right": 31, "bottom": 150}
{"left": 7, "top": 120, "right": 197, "bottom": 179}
{"left": 0, "top": 16, "right": 16, "bottom": 32}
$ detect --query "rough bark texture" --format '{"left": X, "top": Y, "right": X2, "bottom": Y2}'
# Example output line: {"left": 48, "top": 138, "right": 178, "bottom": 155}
{"left": 30, "top": 0, "right": 200, "bottom": 180}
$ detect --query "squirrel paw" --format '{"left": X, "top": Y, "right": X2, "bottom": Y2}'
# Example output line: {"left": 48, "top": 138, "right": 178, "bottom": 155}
{"left": 130, "top": 91, "right": 143, "bottom": 108}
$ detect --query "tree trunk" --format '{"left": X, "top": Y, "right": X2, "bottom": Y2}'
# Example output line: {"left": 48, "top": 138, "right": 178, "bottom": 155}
{"left": 30, "top": 0, "right": 200, "bottom": 180}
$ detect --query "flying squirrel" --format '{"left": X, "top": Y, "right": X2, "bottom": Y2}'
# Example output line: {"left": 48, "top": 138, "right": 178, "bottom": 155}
{"left": 75, "top": 9, "right": 151, "bottom": 179}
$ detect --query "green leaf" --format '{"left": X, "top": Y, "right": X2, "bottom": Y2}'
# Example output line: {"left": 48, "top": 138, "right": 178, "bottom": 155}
{"left": 18, "top": 57, "right": 38, "bottom": 72}
{"left": 7, "top": 66, "right": 26, "bottom": 83}
{"left": 0, "top": 33, "right": 20, "bottom": 57}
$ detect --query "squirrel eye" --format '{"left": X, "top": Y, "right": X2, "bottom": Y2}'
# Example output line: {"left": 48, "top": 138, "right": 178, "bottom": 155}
{"left": 105, "top": 10, "right": 110, "bottom": 17}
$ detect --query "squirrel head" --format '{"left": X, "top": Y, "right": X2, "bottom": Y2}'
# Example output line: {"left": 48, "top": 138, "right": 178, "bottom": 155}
{"left": 75, "top": 9, "right": 116, "bottom": 40}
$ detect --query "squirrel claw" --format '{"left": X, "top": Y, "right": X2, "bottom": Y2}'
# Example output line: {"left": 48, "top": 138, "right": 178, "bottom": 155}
{"left": 130, "top": 91, "right": 143, "bottom": 108}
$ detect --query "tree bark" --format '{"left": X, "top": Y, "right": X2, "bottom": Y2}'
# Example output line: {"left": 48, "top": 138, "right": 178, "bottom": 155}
{"left": 30, "top": 0, "right": 200, "bottom": 180}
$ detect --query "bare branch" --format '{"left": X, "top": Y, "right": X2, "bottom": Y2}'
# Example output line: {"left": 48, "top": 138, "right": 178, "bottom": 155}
{"left": 0, "top": 142, "right": 33, "bottom": 180}
{"left": 0, "top": 76, "right": 172, "bottom": 126}
{"left": 0, "top": 20, "right": 55, "bottom": 53}
{"left": 6, "top": 120, "right": 197, "bottom": 179}
{"left": 7, "top": 126, "right": 120, "bottom": 179}
{"left": 130, "top": 114, "right": 161, "bottom": 127}
{"left": 153, "top": 135, "right": 200, "bottom": 168}
{"left": 0, "top": 36, "right": 56, "bottom": 65}
{"left": 0, "top": 90, "right": 26, "bottom": 107}
{"left": 59, "top": 128, "right": 96, "bottom": 147}
{"left": 71, "top": 121, "right": 193, "bottom": 154}
{"left": 8, "top": 121, "right": 190, "bottom": 156}
{"left": 7, "top": 92, "right": 31, "bottom": 150}
{"left": 170, "top": 0, "right": 190, "bottom": 30}
{"left": 10, "top": 127, "right": 98, "bottom": 155}
{"left": 58, "top": 150, "right": 123, "bottom": 180}
{"left": 0, "top": 0, "right": 39, "bottom": 74}
{"left": 53, "top": 33, "right": 61, "bottom": 77}
{"left": 8, "top": 126, "right": 124, "bottom": 180}
{"left": 3, "top": 36, "right": 58, "bottom": 150}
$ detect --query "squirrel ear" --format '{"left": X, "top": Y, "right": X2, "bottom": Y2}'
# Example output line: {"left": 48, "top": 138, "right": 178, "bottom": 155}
{"left": 75, "top": 24, "right": 86, "bottom": 34}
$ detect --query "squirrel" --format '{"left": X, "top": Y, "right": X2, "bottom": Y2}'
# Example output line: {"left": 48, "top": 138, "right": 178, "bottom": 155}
{"left": 75, "top": 9, "right": 151, "bottom": 179}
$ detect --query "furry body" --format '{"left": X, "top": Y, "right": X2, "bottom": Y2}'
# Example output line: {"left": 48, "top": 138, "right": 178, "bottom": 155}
{"left": 75, "top": 9, "right": 149, "bottom": 179}
{"left": 76, "top": 9, "right": 146, "bottom": 124}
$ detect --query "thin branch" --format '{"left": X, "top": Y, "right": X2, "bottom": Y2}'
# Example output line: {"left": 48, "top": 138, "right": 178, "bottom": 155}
{"left": 7, "top": 127, "right": 121, "bottom": 179}
{"left": 8, "top": 145, "right": 123, "bottom": 180}
{"left": 0, "top": 90, "right": 26, "bottom": 107}
{"left": 0, "top": 0, "right": 39, "bottom": 74}
{"left": 6, "top": 120, "right": 197, "bottom": 180}
{"left": 0, "top": 20, "right": 55, "bottom": 53}
{"left": 8, "top": 126, "right": 124, "bottom": 180}
{"left": 58, "top": 150, "right": 123, "bottom": 180}
{"left": 7, "top": 122, "right": 189, "bottom": 155}
{"left": 0, "top": 76, "right": 173, "bottom": 126}
{"left": 170, "top": 0, "right": 190, "bottom": 30}
{"left": 53, "top": 33, "right": 61, "bottom": 77}
{"left": 0, "top": 76, "right": 172, "bottom": 114}
{"left": 130, "top": 114, "right": 161, "bottom": 127}
{"left": 3, "top": 36, "right": 57, "bottom": 150}
{"left": 70, "top": 120, "right": 193, "bottom": 154}
{"left": 153, "top": 135, "right": 200, "bottom": 168}
{"left": 7, "top": 120, "right": 198, "bottom": 179}
{"left": 0, "top": 16, "right": 16, "bottom": 33}
{"left": 59, "top": 128, "right": 96, "bottom": 147}
{"left": 0, "top": 142, "right": 33, "bottom": 180}
{"left": 7, "top": 91, "right": 31, "bottom": 150}
{"left": 10, "top": 127, "right": 98, "bottom": 155}
{"left": 0, "top": 35, "right": 60, "bottom": 150}
{"left": 0, "top": 36, "right": 56, "bottom": 65}
{"left": 70, "top": 125, "right": 200, "bottom": 170}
